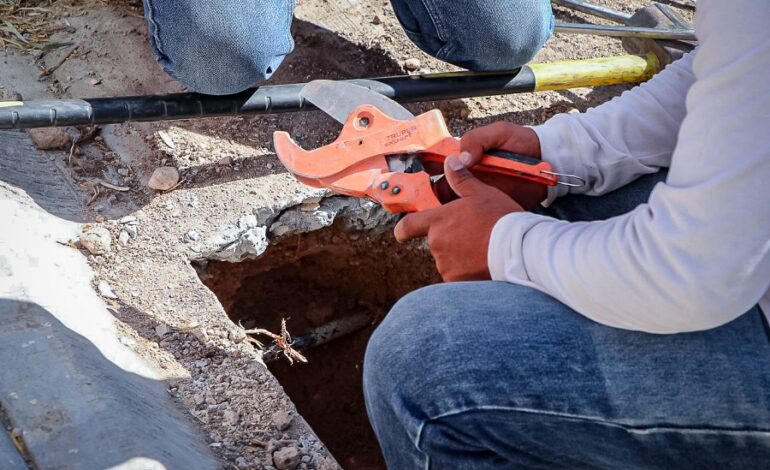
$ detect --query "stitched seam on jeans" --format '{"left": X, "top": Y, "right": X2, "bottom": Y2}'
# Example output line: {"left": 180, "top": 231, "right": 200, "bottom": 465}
{"left": 418, "top": 0, "right": 448, "bottom": 43}
{"left": 283, "top": 0, "right": 297, "bottom": 57}
{"left": 142, "top": 0, "right": 169, "bottom": 60}
{"left": 434, "top": 42, "right": 456, "bottom": 63}
{"left": 414, "top": 405, "right": 770, "bottom": 446}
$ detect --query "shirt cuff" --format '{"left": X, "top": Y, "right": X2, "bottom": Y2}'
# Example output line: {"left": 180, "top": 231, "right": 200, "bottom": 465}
{"left": 530, "top": 118, "right": 581, "bottom": 205}
{"left": 487, "top": 211, "right": 553, "bottom": 285}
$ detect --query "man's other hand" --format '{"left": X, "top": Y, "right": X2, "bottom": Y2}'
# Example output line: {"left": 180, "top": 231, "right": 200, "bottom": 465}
{"left": 394, "top": 156, "right": 523, "bottom": 282}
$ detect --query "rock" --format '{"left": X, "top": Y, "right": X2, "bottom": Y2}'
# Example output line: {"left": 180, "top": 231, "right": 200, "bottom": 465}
{"left": 223, "top": 409, "right": 240, "bottom": 426}
{"left": 117, "top": 168, "right": 130, "bottom": 176}
{"left": 158, "top": 130, "right": 175, "bottom": 149}
{"left": 97, "top": 280, "right": 117, "bottom": 299}
{"left": 184, "top": 229, "right": 200, "bottom": 242}
{"left": 89, "top": 78, "right": 102, "bottom": 86}
{"left": 191, "top": 327, "right": 209, "bottom": 344}
{"left": 29, "top": 128, "right": 70, "bottom": 150}
{"left": 148, "top": 167, "right": 180, "bottom": 191}
{"left": 155, "top": 323, "right": 171, "bottom": 338}
{"left": 228, "top": 328, "right": 246, "bottom": 343}
{"left": 273, "top": 446, "right": 300, "bottom": 470}
{"left": 217, "top": 156, "right": 233, "bottom": 166}
{"left": 236, "top": 457, "right": 249, "bottom": 468}
{"left": 122, "top": 224, "right": 138, "bottom": 239}
{"left": 238, "top": 214, "right": 258, "bottom": 230}
{"left": 118, "top": 230, "right": 130, "bottom": 245}
{"left": 193, "top": 393, "right": 206, "bottom": 405}
{"left": 270, "top": 222, "right": 291, "bottom": 237}
{"left": 404, "top": 58, "right": 421, "bottom": 71}
{"left": 119, "top": 215, "right": 137, "bottom": 225}
{"left": 80, "top": 227, "right": 111, "bottom": 254}
{"left": 371, "top": 15, "right": 382, "bottom": 25}
{"left": 272, "top": 410, "right": 293, "bottom": 431}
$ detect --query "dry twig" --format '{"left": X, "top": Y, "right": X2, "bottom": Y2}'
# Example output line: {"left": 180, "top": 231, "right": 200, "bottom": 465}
{"left": 243, "top": 318, "right": 308, "bottom": 365}
{"left": 39, "top": 45, "right": 77, "bottom": 77}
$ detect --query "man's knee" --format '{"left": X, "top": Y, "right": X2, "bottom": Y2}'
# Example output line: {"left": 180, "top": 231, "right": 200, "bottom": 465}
{"left": 391, "top": 0, "right": 553, "bottom": 70}
{"left": 143, "top": 0, "right": 293, "bottom": 94}
{"left": 364, "top": 284, "right": 451, "bottom": 400}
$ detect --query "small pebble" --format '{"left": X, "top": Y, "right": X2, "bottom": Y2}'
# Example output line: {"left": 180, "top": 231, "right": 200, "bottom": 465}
{"left": 148, "top": 167, "right": 180, "bottom": 191}
{"left": 372, "top": 15, "right": 382, "bottom": 25}
{"left": 97, "top": 280, "right": 117, "bottom": 299}
{"left": 123, "top": 224, "right": 138, "bottom": 239}
{"left": 158, "top": 130, "right": 175, "bottom": 149}
{"left": 118, "top": 230, "right": 130, "bottom": 245}
{"left": 155, "top": 323, "right": 171, "bottom": 338}
{"left": 223, "top": 409, "right": 240, "bottom": 426}
{"left": 184, "top": 229, "right": 200, "bottom": 242}
{"left": 272, "top": 410, "right": 293, "bottom": 431}
{"left": 29, "top": 128, "right": 70, "bottom": 150}
{"left": 80, "top": 227, "right": 111, "bottom": 255}
{"left": 404, "top": 58, "right": 421, "bottom": 71}
{"left": 273, "top": 446, "right": 300, "bottom": 470}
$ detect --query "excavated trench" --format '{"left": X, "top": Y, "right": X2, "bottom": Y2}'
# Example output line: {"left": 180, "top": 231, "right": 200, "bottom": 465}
{"left": 197, "top": 219, "right": 440, "bottom": 469}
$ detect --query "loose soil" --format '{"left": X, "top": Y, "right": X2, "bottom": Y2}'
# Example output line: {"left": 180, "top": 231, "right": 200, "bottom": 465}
{"left": 198, "top": 221, "right": 441, "bottom": 469}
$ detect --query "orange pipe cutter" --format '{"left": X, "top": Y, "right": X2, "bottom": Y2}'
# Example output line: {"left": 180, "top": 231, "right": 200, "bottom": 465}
{"left": 273, "top": 83, "right": 584, "bottom": 213}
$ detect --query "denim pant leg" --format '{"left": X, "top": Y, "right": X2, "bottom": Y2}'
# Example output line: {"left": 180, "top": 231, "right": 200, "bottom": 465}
{"left": 142, "top": 0, "right": 294, "bottom": 94}
{"left": 389, "top": 0, "right": 553, "bottom": 70}
{"left": 364, "top": 171, "right": 770, "bottom": 469}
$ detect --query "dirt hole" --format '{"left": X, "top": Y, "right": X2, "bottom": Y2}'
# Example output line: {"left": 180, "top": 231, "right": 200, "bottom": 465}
{"left": 197, "top": 220, "right": 440, "bottom": 469}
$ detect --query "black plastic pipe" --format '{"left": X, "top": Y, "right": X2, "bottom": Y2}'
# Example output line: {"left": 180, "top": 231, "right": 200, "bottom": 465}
{"left": 0, "top": 69, "right": 536, "bottom": 130}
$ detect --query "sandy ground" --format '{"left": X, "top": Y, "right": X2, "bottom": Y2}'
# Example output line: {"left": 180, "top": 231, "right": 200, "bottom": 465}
{"left": 0, "top": 0, "right": 695, "bottom": 468}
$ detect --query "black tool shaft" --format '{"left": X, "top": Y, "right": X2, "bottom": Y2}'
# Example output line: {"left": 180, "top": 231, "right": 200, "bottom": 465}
{"left": 0, "top": 69, "right": 536, "bottom": 130}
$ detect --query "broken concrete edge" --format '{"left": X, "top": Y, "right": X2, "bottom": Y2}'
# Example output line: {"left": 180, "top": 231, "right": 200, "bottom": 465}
{"left": 186, "top": 185, "right": 398, "bottom": 264}
{"left": 64, "top": 174, "right": 396, "bottom": 468}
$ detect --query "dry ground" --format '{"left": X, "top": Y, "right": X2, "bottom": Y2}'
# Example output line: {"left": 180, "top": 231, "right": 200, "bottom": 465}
{"left": 0, "top": 0, "right": 695, "bottom": 468}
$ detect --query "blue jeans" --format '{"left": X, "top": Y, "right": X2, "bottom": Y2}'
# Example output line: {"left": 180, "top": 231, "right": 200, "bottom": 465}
{"left": 363, "top": 172, "right": 770, "bottom": 469}
{"left": 141, "top": 0, "right": 553, "bottom": 94}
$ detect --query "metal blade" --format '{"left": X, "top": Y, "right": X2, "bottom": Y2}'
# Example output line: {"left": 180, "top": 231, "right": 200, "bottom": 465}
{"left": 299, "top": 79, "right": 414, "bottom": 123}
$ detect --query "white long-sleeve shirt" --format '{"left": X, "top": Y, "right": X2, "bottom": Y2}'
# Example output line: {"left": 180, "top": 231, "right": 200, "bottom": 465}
{"left": 487, "top": 0, "right": 770, "bottom": 333}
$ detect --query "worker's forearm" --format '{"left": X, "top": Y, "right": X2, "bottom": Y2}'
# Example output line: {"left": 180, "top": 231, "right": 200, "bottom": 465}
{"left": 533, "top": 52, "right": 696, "bottom": 203}
{"left": 489, "top": 0, "right": 770, "bottom": 333}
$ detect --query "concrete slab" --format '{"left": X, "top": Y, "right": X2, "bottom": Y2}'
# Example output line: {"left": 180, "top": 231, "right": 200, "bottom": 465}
{"left": 0, "top": 186, "right": 217, "bottom": 468}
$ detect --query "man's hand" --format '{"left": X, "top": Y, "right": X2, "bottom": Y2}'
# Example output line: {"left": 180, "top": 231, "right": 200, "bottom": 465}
{"left": 394, "top": 156, "right": 523, "bottom": 282}
{"left": 459, "top": 122, "right": 547, "bottom": 210}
